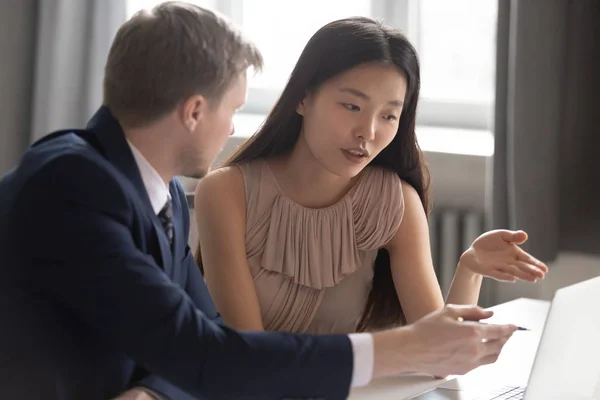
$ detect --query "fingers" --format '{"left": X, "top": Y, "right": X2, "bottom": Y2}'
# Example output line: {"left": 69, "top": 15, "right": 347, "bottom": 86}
{"left": 511, "top": 230, "right": 528, "bottom": 244}
{"left": 453, "top": 331, "right": 511, "bottom": 373}
{"left": 496, "top": 260, "right": 546, "bottom": 283}
{"left": 513, "top": 260, "right": 545, "bottom": 280}
{"left": 479, "top": 336, "right": 511, "bottom": 364}
{"left": 500, "top": 229, "right": 528, "bottom": 244}
{"left": 479, "top": 352, "right": 501, "bottom": 366}
{"left": 445, "top": 304, "right": 494, "bottom": 321}
{"left": 517, "top": 251, "right": 549, "bottom": 273}
{"left": 478, "top": 323, "right": 517, "bottom": 341}
{"left": 501, "top": 263, "right": 538, "bottom": 282}
{"left": 489, "top": 270, "right": 517, "bottom": 283}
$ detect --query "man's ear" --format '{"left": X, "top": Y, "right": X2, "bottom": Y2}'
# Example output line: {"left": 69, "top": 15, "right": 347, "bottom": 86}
{"left": 181, "top": 94, "right": 207, "bottom": 132}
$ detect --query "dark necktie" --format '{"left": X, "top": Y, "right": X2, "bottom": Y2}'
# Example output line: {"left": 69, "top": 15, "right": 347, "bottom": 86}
{"left": 158, "top": 198, "right": 174, "bottom": 245}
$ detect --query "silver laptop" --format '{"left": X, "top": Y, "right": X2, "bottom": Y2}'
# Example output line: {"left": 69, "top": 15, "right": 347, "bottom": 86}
{"left": 413, "top": 276, "right": 600, "bottom": 400}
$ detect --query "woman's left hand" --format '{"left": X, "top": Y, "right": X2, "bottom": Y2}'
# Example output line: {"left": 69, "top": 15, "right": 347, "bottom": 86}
{"left": 460, "top": 230, "right": 548, "bottom": 283}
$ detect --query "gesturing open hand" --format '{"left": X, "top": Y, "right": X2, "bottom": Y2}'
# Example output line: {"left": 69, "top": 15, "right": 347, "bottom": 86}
{"left": 460, "top": 230, "right": 548, "bottom": 283}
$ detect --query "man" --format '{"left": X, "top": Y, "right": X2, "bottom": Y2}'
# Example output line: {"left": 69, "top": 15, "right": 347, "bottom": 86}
{"left": 0, "top": 2, "right": 516, "bottom": 399}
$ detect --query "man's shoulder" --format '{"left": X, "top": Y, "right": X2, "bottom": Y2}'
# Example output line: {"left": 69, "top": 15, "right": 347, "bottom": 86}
{"left": 2, "top": 131, "right": 128, "bottom": 210}
{"left": 26, "top": 130, "right": 106, "bottom": 170}
{"left": 2, "top": 131, "right": 104, "bottom": 183}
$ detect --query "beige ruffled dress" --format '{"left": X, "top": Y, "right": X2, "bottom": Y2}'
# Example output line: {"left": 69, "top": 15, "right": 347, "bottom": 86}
{"left": 237, "top": 159, "right": 404, "bottom": 334}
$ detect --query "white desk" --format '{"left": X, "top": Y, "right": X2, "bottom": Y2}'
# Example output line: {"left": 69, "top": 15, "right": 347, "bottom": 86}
{"left": 348, "top": 298, "right": 551, "bottom": 399}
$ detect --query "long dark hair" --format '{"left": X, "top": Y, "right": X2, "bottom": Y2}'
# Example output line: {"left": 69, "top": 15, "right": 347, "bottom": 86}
{"left": 196, "top": 17, "right": 430, "bottom": 331}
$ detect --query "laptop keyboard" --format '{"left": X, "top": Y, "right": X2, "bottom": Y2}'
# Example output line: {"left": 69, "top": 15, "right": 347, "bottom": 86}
{"left": 478, "top": 385, "right": 525, "bottom": 399}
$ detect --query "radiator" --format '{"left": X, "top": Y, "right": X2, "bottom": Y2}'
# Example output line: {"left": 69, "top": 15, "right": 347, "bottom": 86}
{"left": 429, "top": 208, "right": 494, "bottom": 307}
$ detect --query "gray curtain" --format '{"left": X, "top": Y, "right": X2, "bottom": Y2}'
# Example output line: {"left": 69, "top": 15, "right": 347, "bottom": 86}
{"left": 489, "top": 0, "right": 600, "bottom": 263}
{"left": 0, "top": 0, "right": 126, "bottom": 176}
{"left": 0, "top": 0, "right": 38, "bottom": 175}
{"left": 31, "top": 0, "right": 126, "bottom": 141}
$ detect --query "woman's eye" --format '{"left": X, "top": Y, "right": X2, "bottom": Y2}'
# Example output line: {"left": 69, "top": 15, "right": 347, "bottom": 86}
{"left": 384, "top": 114, "right": 398, "bottom": 121}
{"left": 342, "top": 103, "right": 360, "bottom": 111}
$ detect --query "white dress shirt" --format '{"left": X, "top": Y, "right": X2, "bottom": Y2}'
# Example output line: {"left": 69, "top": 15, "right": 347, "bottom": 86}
{"left": 126, "top": 141, "right": 374, "bottom": 390}
{"left": 127, "top": 141, "right": 170, "bottom": 214}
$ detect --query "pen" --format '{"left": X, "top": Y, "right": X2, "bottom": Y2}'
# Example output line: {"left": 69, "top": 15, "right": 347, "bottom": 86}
{"left": 456, "top": 316, "right": 530, "bottom": 331}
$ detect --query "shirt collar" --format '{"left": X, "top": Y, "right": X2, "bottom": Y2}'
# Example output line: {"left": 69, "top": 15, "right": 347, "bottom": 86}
{"left": 126, "top": 140, "right": 170, "bottom": 215}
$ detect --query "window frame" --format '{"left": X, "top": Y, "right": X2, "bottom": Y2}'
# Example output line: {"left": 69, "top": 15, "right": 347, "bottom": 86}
{"left": 130, "top": 0, "right": 495, "bottom": 131}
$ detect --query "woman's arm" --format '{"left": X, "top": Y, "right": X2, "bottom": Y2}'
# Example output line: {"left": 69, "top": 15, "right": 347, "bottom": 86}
{"left": 384, "top": 180, "right": 446, "bottom": 324}
{"left": 384, "top": 180, "right": 484, "bottom": 324}
{"left": 384, "top": 180, "right": 547, "bottom": 324}
{"left": 194, "top": 167, "right": 264, "bottom": 331}
{"left": 445, "top": 261, "right": 483, "bottom": 305}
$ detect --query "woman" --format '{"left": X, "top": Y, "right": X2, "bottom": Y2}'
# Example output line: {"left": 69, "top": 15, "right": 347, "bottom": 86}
{"left": 193, "top": 17, "right": 547, "bottom": 334}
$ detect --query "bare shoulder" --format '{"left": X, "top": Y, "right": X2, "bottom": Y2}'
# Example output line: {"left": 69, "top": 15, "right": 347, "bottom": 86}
{"left": 398, "top": 179, "right": 427, "bottom": 217}
{"left": 194, "top": 165, "right": 246, "bottom": 211}
{"left": 399, "top": 179, "right": 418, "bottom": 201}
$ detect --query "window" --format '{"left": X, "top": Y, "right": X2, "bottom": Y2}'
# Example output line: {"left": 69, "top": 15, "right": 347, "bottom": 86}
{"left": 233, "top": 0, "right": 375, "bottom": 114}
{"left": 419, "top": 0, "right": 497, "bottom": 104}
{"left": 415, "top": 0, "right": 498, "bottom": 130}
{"left": 126, "top": 0, "right": 498, "bottom": 131}
{"left": 242, "top": 0, "right": 372, "bottom": 90}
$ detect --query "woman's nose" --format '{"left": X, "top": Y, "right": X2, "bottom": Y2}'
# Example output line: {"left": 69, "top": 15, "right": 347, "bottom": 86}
{"left": 355, "top": 117, "right": 376, "bottom": 142}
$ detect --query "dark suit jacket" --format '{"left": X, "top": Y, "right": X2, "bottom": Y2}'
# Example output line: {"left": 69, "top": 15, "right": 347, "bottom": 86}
{"left": 0, "top": 107, "right": 353, "bottom": 400}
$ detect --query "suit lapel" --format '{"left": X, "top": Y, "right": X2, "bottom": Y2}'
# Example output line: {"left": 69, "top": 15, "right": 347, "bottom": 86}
{"left": 85, "top": 106, "right": 173, "bottom": 276}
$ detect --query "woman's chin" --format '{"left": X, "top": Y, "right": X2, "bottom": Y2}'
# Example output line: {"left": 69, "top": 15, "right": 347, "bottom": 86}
{"left": 329, "top": 164, "right": 367, "bottom": 180}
